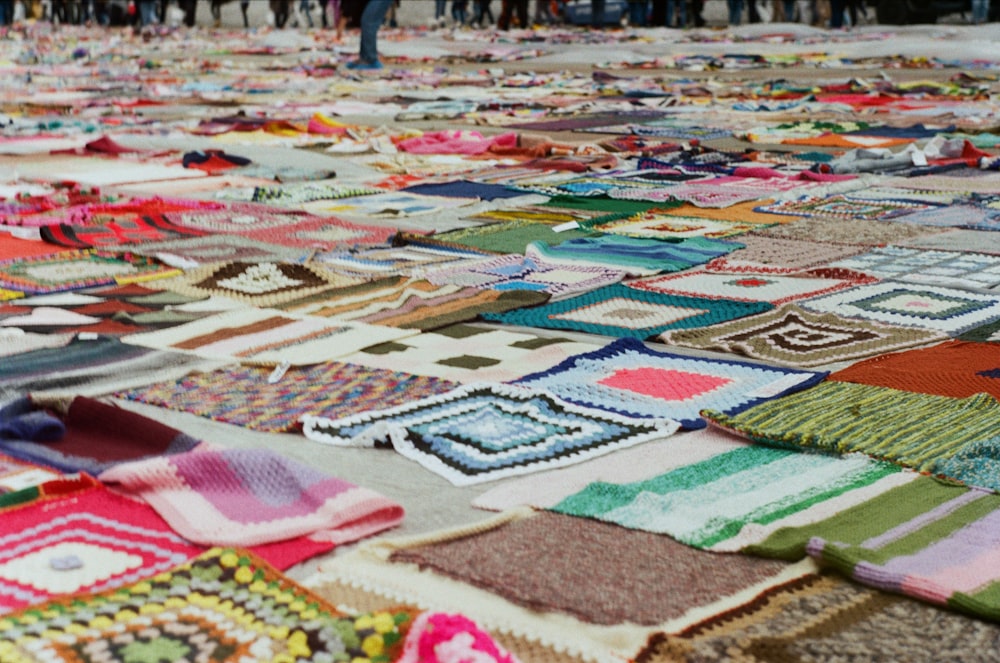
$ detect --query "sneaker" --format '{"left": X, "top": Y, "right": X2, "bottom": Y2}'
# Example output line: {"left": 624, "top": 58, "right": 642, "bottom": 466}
{"left": 345, "top": 60, "right": 383, "bottom": 70}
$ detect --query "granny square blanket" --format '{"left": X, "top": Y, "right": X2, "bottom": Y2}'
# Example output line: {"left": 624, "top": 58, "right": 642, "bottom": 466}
{"left": 703, "top": 381, "right": 1000, "bottom": 493}
{"left": 154, "top": 260, "right": 363, "bottom": 308}
{"left": 583, "top": 211, "right": 763, "bottom": 241}
{"left": 116, "top": 361, "right": 458, "bottom": 433}
{"left": 121, "top": 307, "right": 417, "bottom": 365}
{"left": 551, "top": 445, "right": 904, "bottom": 551}
{"left": 481, "top": 283, "right": 772, "bottom": 340}
{"left": 0, "top": 477, "right": 200, "bottom": 616}
{"left": 829, "top": 245, "right": 1000, "bottom": 291}
{"left": 340, "top": 324, "right": 603, "bottom": 383}
{"left": 515, "top": 337, "right": 826, "bottom": 428}
{"left": 99, "top": 447, "right": 405, "bottom": 548}
{"left": 659, "top": 303, "right": 949, "bottom": 368}
{"left": 302, "top": 382, "right": 680, "bottom": 486}
{"left": 628, "top": 269, "right": 869, "bottom": 305}
{"left": 0, "top": 547, "right": 417, "bottom": 663}
{"left": 800, "top": 281, "right": 1000, "bottom": 335}
{"left": 0, "top": 250, "right": 178, "bottom": 295}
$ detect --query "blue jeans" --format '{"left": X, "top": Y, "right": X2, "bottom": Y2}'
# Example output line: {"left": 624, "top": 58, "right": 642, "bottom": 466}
{"left": 666, "top": 0, "right": 685, "bottom": 26}
{"left": 0, "top": 0, "right": 12, "bottom": 24}
{"left": 727, "top": 0, "right": 742, "bottom": 24}
{"left": 435, "top": 0, "right": 447, "bottom": 18}
{"left": 782, "top": 0, "right": 796, "bottom": 20}
{"left": 138, "top": 0, "right": 158, "bottom": 25}
{"left": 628, "top": 0, "right": 646, "bottom": 25}
{"left": 591, "top": 0, "right": 605, "bottom": 26}
{"left": 971, "top": 0, "right": 989, "bottom": 22}
{"left": 359, "top": 0, "right": 392, "bottom": 64}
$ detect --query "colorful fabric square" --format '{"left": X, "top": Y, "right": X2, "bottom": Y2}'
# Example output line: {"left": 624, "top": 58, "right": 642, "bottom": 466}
{"left": 895, "top": 203, "right": 1000, "bottom": 232}
{"left": 526, "top": 235, "right": 743, "bottom": 276}
{"left": 155, "top": 261, "right": 362, "bottom": 308}
{"left": 639, "top": 573, "right": 1000, "bottom": 663}
{"left": 552, "top": 445, "right": 902, "bottom": 551}
{"left": 756, "top": 195, "right": 940, "bottom": 221}
{"left": 829, "top": 340, "right": 1000, "bottom": 399}
{"left": 340, "top": 324, "right": 602, "bottom": 383}
{"left": 0, "top": 453, "right": 59, "bottom": 494}
{"left": 397, "top": 612, "right": 519, "bottom": 663}
{"left": 753, "top": 215, "right": 949, "bottom": 247}
{"left": 302, "top": 383, "right": 680, "bottom": 486}
{"left": 660, "top": 303, "right": 949, "bottom": 368}
{"left": 388, "top": 511, "right": 793, "bottom": 626}
{"left": 424, "top": 253, "right": 626, "bottom": 296}
{"left": 515, "top": 337, "right": 825, "bottom": 429}
{"left": 317, "top": 244, "right": 488, "bottom": 279}
{"left": 704, "top": 235, "right": 868, "bottom": 274}
{"left": 0, "top": 396, "right": 201, "bottom": 475}
{"left": 482, "top": 283, "right": 771, "bottom": 341}
{"left": 582, "top": 211, "right": 765, "bottom": 240}
{"left": 128, "top": 234, "right": 308, "bottom": 264}
{"left": 430, "top": 220, "right": 598, "bottom": 255}
{"left": 801, "top": 281, "right": 1000, "bottom": 335}
{"left": 99, "top": 447, "right": 405, "bottom": 547}
{"left": 703, "top": 381, "right": 1000, "bottom": 492}
{"left": 38, "top": 214, "right": 206, "bottom": 250}
{"left": 0, "top": 251, "right": 178, "bottom": 295}
{"left": 609, "top": 183, "right": 766, "bottom": 208}
{"left": 830, "top": 246, "right": 1000, "bottom": 291}
{"left": 116, "top": 361, "right": 457, "bottom": 433}
{"left": 122, "top": 307, "right": 417, "bottom": 365}
{"left": 0, "top": 477, "right": 199, "bottom": 616}
{"left": 164, "top": 202, "right": 395, "bottom": 250}
{"left": 0, "top": 547, "right": 417, "bottom": 663}
{"left": 629, "top": 269, "right": 870, "bottom": 305}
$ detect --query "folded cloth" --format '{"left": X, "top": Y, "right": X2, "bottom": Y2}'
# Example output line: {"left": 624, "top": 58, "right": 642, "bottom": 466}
{"left": 0, "top": 398, "right": 64, "bottom": 442}
{"left": 99, "top": 446, "right": 404, "bottom": 547}
{"left": 0, "top": 396, "right": 200, "bottom": 474}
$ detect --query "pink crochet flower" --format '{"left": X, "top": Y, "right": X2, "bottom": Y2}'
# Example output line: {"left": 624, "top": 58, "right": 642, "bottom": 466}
{"left": 397, "top": 612, "right": 520, "bottom": 663}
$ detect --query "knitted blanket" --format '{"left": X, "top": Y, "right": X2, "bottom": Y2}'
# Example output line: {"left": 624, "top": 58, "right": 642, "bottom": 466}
{"left": 116, "top": 361, "right": 457, "bottom": 433}
{"left": 581, "top": 211, "right": 765, "bottom": 241}
{"left": 755, "top": 194, "right": 939, "bottom": 222}
{"left": 751, "top": 215, "right": 948, "bottom": 247}
{"left": 128, "top": 234, "right": 309, "bottom": 264}
{"left": 745, "top": 476, "right": 1000, "bottom": 623}
{"left": 99, "top": 446, "right": 404, "bottom": 547}
{"left": 339, "top": 323, "right": 602, "bottom": 384}
{"left": 38, "top": 214, "right": 206, "bottom": 250}
{"left": 515, "top": 337, "right": 825, "bottom": 429}
{"left": 429, "top": 219, "right": 598, "bottom": 255}
{"left": 302, "top": 383, "right": 680, "bottom": 486}
{"left": 317, "top": 243, "right": 488, "bottom": 279}
{"left": 638, "top": 573, "right": 1000, "bottom": 663}
{"left": 829, "top": 340, "right": 1000, "bottom": 399}
{"left": 659, "top": 303, "right": 949, "bottom": 368}
{"left": 0, "top": 396, "right": 201, "bottom": 475}
{"left": 552, "top": 445, "right": 908, "bottom": 551}
{"left": 526, "top": 235, "right": 743, "bottom": 276}
{"left": 703, "top": 381, "right": 1000, "bottom": 492}
{"left": 154, "top": 260, "right": 363, "bottom": 308}
{"left": 0, "top": 547, "right": 417, "bottom": 663}
{"left": 703, "top": 234, "right": 868, "bottom": 274}
{"left": 423, "top": 252, "right": 627, "bottom": 297}
{"left": 122, "top": 307, "right": 417, "bottom": 365}
{"left": 482, "top": 283, "right": 771, "bottom": 341}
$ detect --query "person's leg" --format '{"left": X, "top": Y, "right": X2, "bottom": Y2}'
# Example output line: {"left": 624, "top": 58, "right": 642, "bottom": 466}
{"left": 240, "top": 0, "right": 249, "bottom": 26}
{"left": 515, "top": 0, "right": 527, "bottom": 26}
{"left": 591, "top": 0, "right": 605, "bottom": 27}
{"left": 357, "top": 0, "right": 391, "bottom": 64}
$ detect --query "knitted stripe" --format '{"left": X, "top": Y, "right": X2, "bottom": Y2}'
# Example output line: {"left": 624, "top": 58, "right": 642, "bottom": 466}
{"left": 703, "top": 381, "right": 1000, "bottom": 491}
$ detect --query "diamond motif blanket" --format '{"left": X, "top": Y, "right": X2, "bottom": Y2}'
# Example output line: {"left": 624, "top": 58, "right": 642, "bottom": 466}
{"left": 515, "top": 337, "right": 825, "bottom": 429}
{"left": 703, "top": 381, "right": 1000, "bottom": 492}
{"left": 801, "top": 281, "right": 1000, "bottom": 335}
{"left": 482, "top": 283, "right": 771, "bottom": 341}
{"left": 0, "top": 547, "right": 417, "bottom": 663}
{"left": 629, "top": 269, "right": 870, "bottom": 305}
{"left": 302, "top": 383, "right": 680, "bottom": 486}
{"left": 659, "top": 303, "right": 949, "bottom": 368}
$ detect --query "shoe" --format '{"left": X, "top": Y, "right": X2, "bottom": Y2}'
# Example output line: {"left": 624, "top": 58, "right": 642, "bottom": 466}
{"left": 345, "top": 60, "right": 383, "bottom": 70}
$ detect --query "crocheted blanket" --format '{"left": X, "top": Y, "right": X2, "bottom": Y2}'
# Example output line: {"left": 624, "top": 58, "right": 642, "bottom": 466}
{"left": 0, "top": 547, "right": 418, "bottom": 663}
{"left": 128, "top": 233, "right": 309, "bottom": 264}
{"left": 116, "top": 361, "right": 458, "bottom": 433}
{"left": 659, "top": 303, "right": 949, "bottom": 368}
{"left": 515, "top": 337, "right": 826, "bottom": 429}
{"left": 0, "top": 250, "right": 179, "bottom": 295}
{"left": 581, "top": 211, "right": 765, "bottom": 241}
{"left": 628, "top": 269, "right": 870, "bottom": 305}
{"left": 482, "top": 283, "right": 772, "bottom": 341}
{"left": 830, "top": 245, "right": 1000, "bottom": 291}
{"left": 430, "top": 219, "right": 598, "bottom": 255}
{"left": 424, "top": 252, "right": 627, "bottom": 297}
{"left": 38, "top": 214, "right": 206, "bottom": 250}
{"left": 638, "top": 573, "right": 1000, "bottom": 663}
{"left": 122, "top": 307, "right": 417, "bottom": 365}
{"left": 829, "top": 340, "right": 1000, "bottom": 399}
{"left": 302, "top": 383, "right": 680, "bottom": 486}
{"left": 703, "top": 234, "right": 869, "bottom": 274}
{"left": 552, "top": 445, "right": 906, "bottom": 551}
{"left": 339, "top": 323, "right": 602, "bottom": 384}
{"left": 99, "top": 446, "right": 404, "bottom": 547}
{"left": 0, "top": 396, "right": 202, "bottom": 475}
{"left": 800, "top": 281, "right": 1000, "bottom": 335}
{"left": 703, "top": 381, "right": 1000, "bottom": 492}
{"left": 154, "top": 260, "right": 363, "bottom": 308}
